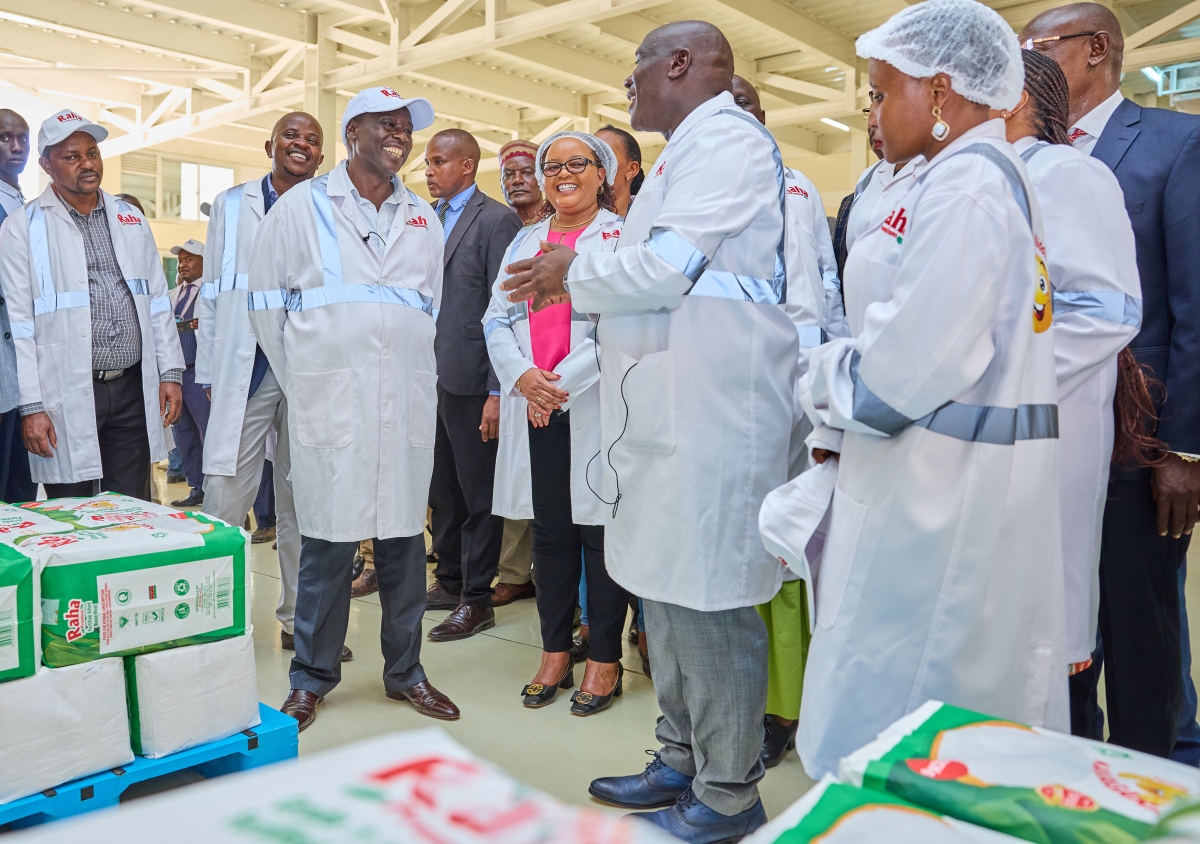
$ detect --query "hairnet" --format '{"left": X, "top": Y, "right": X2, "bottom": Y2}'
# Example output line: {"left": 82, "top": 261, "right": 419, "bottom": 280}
{"left": 855, "top": 0, "right": 1025, "bottom": 110}
{"left": 535, "top": 131, "right": 617, "bottom": 190}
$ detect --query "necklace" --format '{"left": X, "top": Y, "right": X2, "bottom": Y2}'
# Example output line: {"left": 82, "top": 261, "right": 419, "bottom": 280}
{"left": 550, "top": 207, "right": 600, "bottom": 231}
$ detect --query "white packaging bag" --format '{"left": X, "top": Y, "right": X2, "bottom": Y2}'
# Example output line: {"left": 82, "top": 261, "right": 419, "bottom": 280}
{"left": 0, "top": 658, "right": 133, "bottom": 804}
{"left": 15, "top": 727, "right": 676, "bottom": 843}
{"left": 126, "top": 630, "right": 260, "bottom": 759}
{"left": 746, "top": 775, "right": 1025, "bottom": 843}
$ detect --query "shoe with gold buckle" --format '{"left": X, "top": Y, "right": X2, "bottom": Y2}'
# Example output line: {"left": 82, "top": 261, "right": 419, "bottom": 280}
{"left": 522, "top": 657, "right": 574, "bottom": 708}
{"left": 570, "top": 661, "right": 623, "bottom": 717}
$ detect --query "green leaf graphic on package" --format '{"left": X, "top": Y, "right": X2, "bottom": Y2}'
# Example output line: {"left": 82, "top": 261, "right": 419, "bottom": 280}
{"left": 0, "top": 494, "right": 248, "bottom": 667}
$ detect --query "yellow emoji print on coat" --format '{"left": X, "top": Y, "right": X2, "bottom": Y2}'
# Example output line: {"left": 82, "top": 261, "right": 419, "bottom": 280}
{"left": 1033, "top": 253, "right": 1053, "bottom": 333}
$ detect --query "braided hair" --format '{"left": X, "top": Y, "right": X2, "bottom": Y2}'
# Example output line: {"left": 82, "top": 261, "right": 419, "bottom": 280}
{"left": 1021, "top": 49, "right": 1072, "bottom": 145}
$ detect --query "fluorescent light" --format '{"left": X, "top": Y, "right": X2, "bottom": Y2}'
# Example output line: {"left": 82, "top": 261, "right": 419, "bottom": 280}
{"left": 1142, "top": 66, "right": 1162, "bottom": 84}
{"left": 821, "top": 118, "right": 851, "bottom": 131}
{"left": 824, "top": 66, "right": 838, "bottom": 72}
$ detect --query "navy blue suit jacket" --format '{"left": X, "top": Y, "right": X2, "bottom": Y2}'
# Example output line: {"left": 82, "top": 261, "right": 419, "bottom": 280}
{"left": 1093, "top": 99, "right": 1200, "bottom": 455}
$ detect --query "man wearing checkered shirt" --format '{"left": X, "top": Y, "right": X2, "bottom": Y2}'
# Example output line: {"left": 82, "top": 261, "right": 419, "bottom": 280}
{"left": 0, "top": 111, "right": 184, "bottom": 500}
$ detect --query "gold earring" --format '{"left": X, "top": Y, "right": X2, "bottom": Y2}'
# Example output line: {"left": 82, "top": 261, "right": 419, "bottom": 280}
{"left": 932, "top": 105, "right": 950, "bottom": 142}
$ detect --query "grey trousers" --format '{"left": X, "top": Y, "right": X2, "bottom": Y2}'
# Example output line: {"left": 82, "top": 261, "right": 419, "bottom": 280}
{"left": 290, "top": 533, "right": 428, "bottom": 699}
{"left": 644, "top": 599, "right": 768, "bottom": 816}
{"left": 497, "top": 518, "right": 533, "bottom": 585}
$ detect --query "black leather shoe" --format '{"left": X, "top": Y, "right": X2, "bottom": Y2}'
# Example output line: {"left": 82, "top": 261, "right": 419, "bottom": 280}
{"left": 522, "top": 657, "right": 574, "bottom": 708}
{"left": 588, "top": 750, "right": 693, "bottom": 809}
{"left": 425, "top": 581, "right": 460, "bottom": 611}
{"left": 571, "top": 662, "right": 623, "bottom": 717}
{"left": 428, "top": 604, "right": 495, "bottom": 641}
{"left": 570, "top": 635, "right": 590, "bottom": 663}
{"left": 760, "top": 715, "right": 798, "bottom": 769}
{"left": 280, "top": 689, "right": 322, "bottom": 732}
{"left": 171, "top": 490, "right": 204, "bottom": 507}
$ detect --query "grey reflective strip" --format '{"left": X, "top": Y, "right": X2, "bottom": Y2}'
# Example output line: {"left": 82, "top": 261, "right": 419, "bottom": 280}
{"left": 1053, "top": 289, "right": 1142, "bottom": 328}
{"left": 647, "top": 228, "right": 708, "bottom": 283}
{"left": 150, "top": 295, "right": 171, "bottom": 314}
{"left": 10, "top": 321, "right": 33, "bottom": 339}
{"left": 913, "top": 402, "right": 1058, "bottom": 444}
{"left": 690, "top": 270, "right": 779, "bottom": 304}
{"left": 483, "top": 316, "right": 510, "bottom": 340}
{"left": 200, "top": 282, "right": 217, "bottom": 300}
{"left": 850, "top": 352, "right": 1059, "bottom": 443}
{"left": 125, "top": 278, "right": 148, "bottom": 296}
{"left": 1019, "top": 141, "right": 1050, "bottom": 164}
{"left": 954, "top": 143, "right": 1031, "bottom": 228}
{"left": 248, "top": 290, "right": 286, "bottom": 310}
{"left": 852, "top": 160, "right": 884, "bottom": 203}
{"left": 287, "top": 283, "right": 436, "bottom": 317}
{"left": 506, "top": 303, "right": 529, "bottom": 325}
{"left": 796, "top": 325, "right": 824, "bottom": 348}
{"left": 220, "top": 184, "right": 244, "bottom": 293}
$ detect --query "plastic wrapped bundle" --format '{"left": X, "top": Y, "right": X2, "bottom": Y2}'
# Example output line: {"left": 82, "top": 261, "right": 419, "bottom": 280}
{"left": 125, "top": 630, "right": 260, "bottom": 758}
{"left": 0, "top": 658, "right": 132, "bottom": 804}
{"left": 841, "top": 701, "right": 1200, "bottom": 842}
{"left": 746, "top": 776, "right": 1026, "bottom": 843}
{"left": 0, "top": 553, "right": 39, "bottom": 683}
{"left": 0, "top": 495, "right": 249, "bottom": 667}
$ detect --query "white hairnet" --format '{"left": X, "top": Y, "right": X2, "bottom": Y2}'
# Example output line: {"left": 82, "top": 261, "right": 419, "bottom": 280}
{"left": 855, "top": 0, "right": 1024, "bottom": 111}
{"left": 535, "top": 131, "right": 617, "bottom": 190}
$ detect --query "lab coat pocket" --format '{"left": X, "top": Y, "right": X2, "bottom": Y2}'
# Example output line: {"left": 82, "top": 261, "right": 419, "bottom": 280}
{"left": 408, "top": 370, "right": 438, "bottom": 449}
{"left": 35, "top": 343, "right": 64, "bottom": 412}
{"left": 615, "top": 350, "right": 676, "bottom": 454}
{"left": 292, "top": 370, "right": 356, "bottom": 449}
{"left": 816, "top": 486, "right": 868, "bottom": 630}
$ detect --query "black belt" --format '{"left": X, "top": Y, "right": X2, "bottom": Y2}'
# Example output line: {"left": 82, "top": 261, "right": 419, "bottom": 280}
{"left": 93, "top": 369, "right": 128, "bottom": 382}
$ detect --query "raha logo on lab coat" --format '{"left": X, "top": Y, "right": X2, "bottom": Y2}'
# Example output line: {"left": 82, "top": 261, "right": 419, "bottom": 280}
{"left": 601, "top": 230, "right": 620, "bottom": 240}
{"left": 786, "top": 184, "right": 809, "bottom": 199}
{"left": 881, "top": 207, "right": 908, "bottom": 243}
{"left": 406, "top": 216, "right": 428, "bottom": 228}
{"left": 116, "top": 213, "right": 143, "bottom": 226}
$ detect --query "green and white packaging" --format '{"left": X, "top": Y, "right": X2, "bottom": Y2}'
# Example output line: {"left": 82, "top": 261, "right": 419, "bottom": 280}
{"left": 746, "top": 776, "right": 1026, "bottom": 843}
{"left": 0, "top": 553, "right": 39, "bottom": 683}
{"left": 0, "top": 658, "right": 133, "bottom": 804}
{"left": 0, "top": 494, "right": 249, "bottom": 667}
{"left": 16, "top": 728, "right": 677, "bottom": 843}
{"left": 125, "top": 630, "right": 260, "bottom": 758}
{"left": 840, "top": 701, "right": 1200, "bottom": 843}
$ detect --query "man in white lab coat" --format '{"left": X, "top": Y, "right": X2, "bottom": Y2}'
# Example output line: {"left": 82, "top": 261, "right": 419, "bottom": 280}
{"left": 195, "top": 112, "right": 349, "bottom": 660}
{"left": 0, "top": 110, "right": 184, "bottom": 499}
{"left": 502, "top": 22, "right": 794, "bottom": 843}
{"left": 248, "top": 87, "right": 458, "bottom": 731}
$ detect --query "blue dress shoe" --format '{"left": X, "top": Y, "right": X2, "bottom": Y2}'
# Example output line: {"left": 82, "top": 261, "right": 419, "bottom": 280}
{"left": 632, "top": 789, "right": 767, "bottom": 844}
{"left": 588, "top": 751, "right": 694, "bottom": 809}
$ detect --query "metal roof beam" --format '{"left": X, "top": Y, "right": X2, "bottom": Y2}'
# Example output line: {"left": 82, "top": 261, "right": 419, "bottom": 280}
{"left": 0, "top": 24, "right": 194, "bottom": 72}
{"left": 403, "top": 0, "right": 479, "bottom": 47}
{"left": 124, "top": 0, "right": 315, "bottom": 46}
{"left": 703, "top": 0, "right": 856, "bottom": 69}
{"left": 496, "top": 38, "right": 630, "bottom": 91}
{"left": 412, "top": 61, "right": 581, "bottom": 115}
{"left": 1125, "top": 0, "right": 1200, "bottom": 50}
{"left": 1124, "top": 38, "right": 1200, "bottom": 69}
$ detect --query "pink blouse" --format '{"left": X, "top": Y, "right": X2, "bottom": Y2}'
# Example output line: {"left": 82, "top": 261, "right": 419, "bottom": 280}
{"left": 529, "top": 228, "right": 584, "bottom": 372}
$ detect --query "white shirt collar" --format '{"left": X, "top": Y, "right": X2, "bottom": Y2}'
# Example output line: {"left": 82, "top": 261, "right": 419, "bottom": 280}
{"left": 0, "top": 179, "right": 22, "bottom": 203}
{"left": 1012, "top": 136, "right": 1040, "bottom": 153}
{"left": 1070, "top": 89, "right": 1124, "bottom": 141}
{"left": 665, "top": 91, "right": 735, "bottom": 148}
{"left": 912, "top": 118, "right": 1007, "bottom": 180}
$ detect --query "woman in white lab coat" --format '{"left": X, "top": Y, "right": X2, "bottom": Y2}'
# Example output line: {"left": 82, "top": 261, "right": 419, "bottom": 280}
{"left": 483, "top": 131, "right": 628, "bottom": 716}
{"left": 796, "top": 0, "right": 1069, "bottom": 778}
{"left": 996, "top": 50, "right": 1141, "bottom": 676}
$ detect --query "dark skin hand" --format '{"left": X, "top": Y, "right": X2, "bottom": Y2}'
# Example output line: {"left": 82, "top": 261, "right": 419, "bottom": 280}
{"left": 1153, "top": 454, "right": 1200, "bottom": 538}
{"left": 502, "top": 20, "right": 734, "bottom": 311}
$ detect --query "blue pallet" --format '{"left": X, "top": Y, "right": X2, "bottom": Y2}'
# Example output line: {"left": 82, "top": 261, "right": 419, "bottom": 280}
{"left": 0, "top": 703, "right": 298, "bottom": 829}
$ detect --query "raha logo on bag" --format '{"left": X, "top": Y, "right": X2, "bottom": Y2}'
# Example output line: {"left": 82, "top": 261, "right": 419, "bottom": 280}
{"left": 64, "top": 598, "right": 98, "bottom": 642}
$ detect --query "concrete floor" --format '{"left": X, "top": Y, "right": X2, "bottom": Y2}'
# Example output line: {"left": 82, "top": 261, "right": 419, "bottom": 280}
{"left": 152, "top": 465, "right": 1200, "bottom": 821}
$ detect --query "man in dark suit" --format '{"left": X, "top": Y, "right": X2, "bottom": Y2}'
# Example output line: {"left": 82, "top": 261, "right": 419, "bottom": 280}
{"left": 1022, "top": 3, "right": 1200, "bottom": 759}
{"left": 168, "top": 239, "right": 210, "bottom": 508}
{"left": 423, "top": 129, "right": 522, "bottom": 641}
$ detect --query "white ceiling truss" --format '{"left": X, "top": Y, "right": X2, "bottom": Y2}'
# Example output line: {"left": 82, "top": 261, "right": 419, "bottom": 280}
{"left": 1, "top": 0, "right": 1197, "bottom": 185}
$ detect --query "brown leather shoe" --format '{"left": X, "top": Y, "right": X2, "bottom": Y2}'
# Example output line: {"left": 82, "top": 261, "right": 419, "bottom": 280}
{"left": 387, "top": 680, "right": 460, "bottom": 721}
{"left": 351, "top": 566, "right": 378, "bottom": 598}
{"left": 491, "top": 581, "right": 535, "bottom": 607}
{"left": 427, "top": 604, "right": 495, "bottom": 642}
{"left": 281, "top": 630, "right": 353, "bottom": 662}
{"left": 280, "top": 689, "right": 322, "bottom": 731}
{"left": 425, "top": 581, "right": 460, "bottom": 611}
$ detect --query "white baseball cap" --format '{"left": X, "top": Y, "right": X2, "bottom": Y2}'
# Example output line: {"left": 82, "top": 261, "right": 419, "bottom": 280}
{"left": 170, "top": 239, "right": 205, "bottom": 257}
{"left": 341, "top": 87, "right": 435, "bottom": 144}
{"left": 38, "top": 109, "right": 109, "bottom": 156}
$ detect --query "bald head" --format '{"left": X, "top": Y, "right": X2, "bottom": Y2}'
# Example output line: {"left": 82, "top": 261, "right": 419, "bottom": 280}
{"left": 1020, "top": 2, "right": 1123, "bottom": 126}
{"left": 731, "top": 76, "right": 765, "bottom": 125}
{"left": 627, "top": 20, "right": 735, "bottom": 136}
{"left": 0, "top": 109, "right": 29, "bottom": 188}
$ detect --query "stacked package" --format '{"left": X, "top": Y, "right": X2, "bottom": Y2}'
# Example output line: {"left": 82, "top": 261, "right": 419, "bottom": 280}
{"left": 839, "top": 700, "right": 1200, "bottom": 842}
{"left": 746, "top": 776, "right": 1026, "bottom": 843}
{"left": 14, "top": 727, "right": 677, "bottom": 843}
{"left": 0, "top": 509, "right": 42, "bottom": 681}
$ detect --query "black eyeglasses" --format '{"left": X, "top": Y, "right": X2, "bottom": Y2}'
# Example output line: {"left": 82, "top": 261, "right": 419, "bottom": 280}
{"left": 1021, "top": 32, "right": 1097, "bottom": 50}
{"left": 541, "top": 157, "right": 597, "bottom": 177}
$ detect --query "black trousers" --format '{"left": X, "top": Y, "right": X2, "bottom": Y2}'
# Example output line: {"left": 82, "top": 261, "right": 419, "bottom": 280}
{"left": 430, "top": 387, "right": 503, "bottom": 607}
{"left": 0, "top": 409, "right": 36, "bottom": 503}
{"left": 45, "top": 362, "right": 151, "bottom": 500}
{"left": 529, "top": 410, "right": 627, "bottom": 662}
{"left": 1070, "top": 474, "right": 1191, "bottom": 757}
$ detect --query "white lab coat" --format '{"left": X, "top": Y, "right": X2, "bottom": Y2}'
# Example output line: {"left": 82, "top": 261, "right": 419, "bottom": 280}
{"left": 784, "top": 167, "right": 847, "bottom": 349}
{"left": 1015, "top": 136, "right": 1141, "bottom": 664}
{"left": 195, "top": 177, "right": 267, "bottom": 477}
{"left": 484, "top": 212, "right": 620, "bottom": 526}
{"left": 0, "top": 188, "right": 184, "bottom": 483}
{"left": 796, "top": 121, "right": 1069, "bottom": 778}
{"left": 566, "top": 91, "right": 798, "bottom": 611}
{"left": 845, "top": 158, "right": 918, "bottom": 254}
{"left": 246, "top": 161, "right": 443, "bottom": 542}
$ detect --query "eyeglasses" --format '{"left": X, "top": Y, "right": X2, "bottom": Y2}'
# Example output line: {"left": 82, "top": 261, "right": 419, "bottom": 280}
{"left": 1021, "top": 32, "right": 1096, "bottom": 51}
{"left": 541, "top": 157, "right": 597, "bottom": 177}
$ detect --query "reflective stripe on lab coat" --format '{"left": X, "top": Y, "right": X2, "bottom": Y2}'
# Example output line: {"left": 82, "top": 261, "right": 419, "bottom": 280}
{"left": 0, "top": 188, "right": 184, "bottom": 483}
{"left": 246, "top": 161, "right": 443, "bottom": 542}
{"left": 566, "top": 91, "right": 798, "bottom": 612}
{"left": 784, "top": 167, "right": 846, "bottom": 350}
{"left": 1017, "top": 137, "right": 1142, "bottom": 664}
{"left": 196, "top": 179, "right": 267, "bottom": 477}
{"left": 483, "top": 211, "right": 620, "bottom": 526}
{"left": 796, "top": 121, "right": 1069, "bottom": 778}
